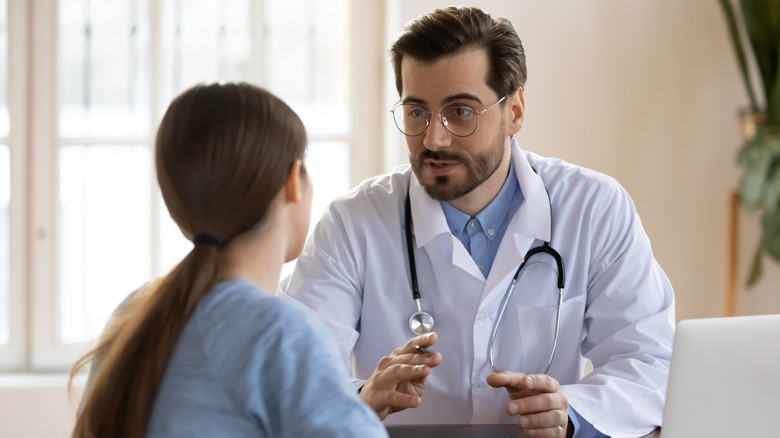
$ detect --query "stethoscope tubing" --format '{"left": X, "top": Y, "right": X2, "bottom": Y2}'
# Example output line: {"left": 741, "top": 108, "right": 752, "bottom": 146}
{"left": 406, "top": 191, "right": 435, "bottom": 335}
{"left": 404, "top": 170, "right": 565, "bottom": 373}
{"left": 487, "top": 242, "right": 564, "bottom": 374}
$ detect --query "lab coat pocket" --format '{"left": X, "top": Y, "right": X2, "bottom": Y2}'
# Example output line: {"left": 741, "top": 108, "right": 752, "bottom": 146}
{"left": 514, "top": 295, "right": 586, "bottom": 375}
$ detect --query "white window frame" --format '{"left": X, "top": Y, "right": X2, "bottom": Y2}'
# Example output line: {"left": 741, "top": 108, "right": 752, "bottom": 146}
{"left": 11, "top": 0, "right": 385, "bottom": 372}
{"left": 0, "top": 0, "right": 29, "bottom": 371}
{"left": 30, "top": 0, "right": 64, "bottom": 370}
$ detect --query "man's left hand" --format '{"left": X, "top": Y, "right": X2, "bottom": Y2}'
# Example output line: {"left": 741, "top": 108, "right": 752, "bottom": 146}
{"left": 486, "top": 371, "right": 569, "bottom": 437}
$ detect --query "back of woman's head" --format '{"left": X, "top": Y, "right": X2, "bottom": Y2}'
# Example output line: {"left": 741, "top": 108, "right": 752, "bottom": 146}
{"left": 71, "top": 82, "right": 307, "bottom": 438}
{"left": 157, "top": 82, "right": 307, "bottom": 246}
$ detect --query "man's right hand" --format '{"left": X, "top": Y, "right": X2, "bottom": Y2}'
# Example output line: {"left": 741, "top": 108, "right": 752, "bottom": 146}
{"left": 359, "top": 332, "right": 442, "bottom": 420}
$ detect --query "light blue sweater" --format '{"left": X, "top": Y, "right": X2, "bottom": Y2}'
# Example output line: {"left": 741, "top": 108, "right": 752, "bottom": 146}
{"left": 145, "top": 278, "right": 387, "bottom": 437}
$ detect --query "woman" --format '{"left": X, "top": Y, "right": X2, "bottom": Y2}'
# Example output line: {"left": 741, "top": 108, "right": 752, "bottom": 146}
{"left": 70, "top": 82, "right": 388, "bottom": 437}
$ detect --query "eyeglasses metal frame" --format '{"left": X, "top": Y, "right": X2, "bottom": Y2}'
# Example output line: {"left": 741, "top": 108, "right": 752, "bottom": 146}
{"left": 390, "top": 95, "right": 507, "bottom": 137}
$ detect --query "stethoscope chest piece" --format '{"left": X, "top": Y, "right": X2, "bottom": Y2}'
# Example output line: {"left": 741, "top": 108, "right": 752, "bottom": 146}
{"left": 409, "top": 309, "right": 434, "bottom": 335}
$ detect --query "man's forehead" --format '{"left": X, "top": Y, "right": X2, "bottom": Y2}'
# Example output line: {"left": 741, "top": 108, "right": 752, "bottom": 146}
{"left": 399, "top": 48, "right": 492, "bottom": 104}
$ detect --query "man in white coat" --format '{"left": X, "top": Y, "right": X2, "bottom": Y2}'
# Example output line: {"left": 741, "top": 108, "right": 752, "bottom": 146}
{"left": 280, "top": 6, "right": 673, "bottom": 438}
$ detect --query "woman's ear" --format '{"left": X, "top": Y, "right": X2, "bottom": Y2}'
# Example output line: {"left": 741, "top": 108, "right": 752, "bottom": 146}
{"left": 505, "top": 88, "right": 525, "bottom": 136}
{"left": 284, "top": 160, "right": 303, "bottom": 203}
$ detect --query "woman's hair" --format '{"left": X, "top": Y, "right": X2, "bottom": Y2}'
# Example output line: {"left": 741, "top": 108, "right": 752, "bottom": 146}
{"left": 390, "top": 6, "right": 527, "bottom": 98}
{"left": 70, "top": 82, "right": 307, "bottom": 437}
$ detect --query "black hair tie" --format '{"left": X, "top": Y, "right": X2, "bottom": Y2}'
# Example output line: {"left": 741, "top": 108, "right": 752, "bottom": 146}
{"left": 193, "top": 233, "right": 223, "bottom": 250}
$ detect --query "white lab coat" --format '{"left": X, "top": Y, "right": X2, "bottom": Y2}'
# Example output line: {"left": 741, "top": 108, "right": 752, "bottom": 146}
{"left": 279, "top": 140, "right": 675, "bottom": 437}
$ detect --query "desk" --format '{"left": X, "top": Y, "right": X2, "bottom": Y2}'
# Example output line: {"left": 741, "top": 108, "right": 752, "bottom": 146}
{"left": 386, "top": 424, "right": 527, "bottom": 438}
{"left": 387, "top": 424, "right": 662, "bottom": 438}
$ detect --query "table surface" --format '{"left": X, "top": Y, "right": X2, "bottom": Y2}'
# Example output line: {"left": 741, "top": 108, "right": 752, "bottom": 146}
{"left": 386, "top": 424, "right": 527, "bottom": 438}
{"left": 386, "top": 424, "right": 662, "bottom": 438}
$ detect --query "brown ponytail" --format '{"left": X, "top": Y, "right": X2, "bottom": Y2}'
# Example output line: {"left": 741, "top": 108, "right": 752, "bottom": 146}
{"left": 70, "top": 82, "right": 307, "bottom": 437}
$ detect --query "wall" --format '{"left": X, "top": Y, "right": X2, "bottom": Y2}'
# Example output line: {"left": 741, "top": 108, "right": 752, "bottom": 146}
{"left": 0, "top": 375, "right": 83, "bottom": 438}
{"left": 5, "top": 1, "right": 780, "bottom": 437}
{"left": 384, "top": 0, "right": 780, "bottom": 322}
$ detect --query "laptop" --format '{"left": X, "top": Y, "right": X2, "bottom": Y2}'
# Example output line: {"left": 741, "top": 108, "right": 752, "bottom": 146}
{"left": 662, "top": 313, "right": 780, "bottom": 437}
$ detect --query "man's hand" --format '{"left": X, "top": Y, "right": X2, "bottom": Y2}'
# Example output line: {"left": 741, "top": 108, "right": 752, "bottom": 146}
{"left": 487, "top": 371, "right": 569, "bottom": 437}
{"left": 359, "top": 332, "right": 442, "bottom": 420}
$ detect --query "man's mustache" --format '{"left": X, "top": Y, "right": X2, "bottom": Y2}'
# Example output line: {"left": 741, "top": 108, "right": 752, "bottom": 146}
{"left": 417, "top": 149, "right": 465, "bottom": 163}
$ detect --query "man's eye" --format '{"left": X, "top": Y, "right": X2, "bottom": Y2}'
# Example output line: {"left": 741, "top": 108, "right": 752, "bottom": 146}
{"left": 408, "top": 107, "right": 428, "bottom": 119}
{"left": 449, "top": 106, "right": 476, "bottom": 119}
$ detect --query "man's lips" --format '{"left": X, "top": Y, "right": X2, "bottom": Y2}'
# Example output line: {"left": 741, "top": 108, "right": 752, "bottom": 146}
{"left": 423, "top": 158, "right": 461, "bottom": 176}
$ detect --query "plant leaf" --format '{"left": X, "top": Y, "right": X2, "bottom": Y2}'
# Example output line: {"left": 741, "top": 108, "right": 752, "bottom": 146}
{"left": 740, "top": 0, "right": 780, "bottom": 114}
{"left": 761, "top": 208, "right": 780, "bottom": 260}
{"left": 746, "top": 242, "right": 764, "bottom": 286}
{"left": 762, "top": 146, "right": 780, "bottom": 207}
{"left": 769, "top": 41, "right": 780, "bottom": 116}
{"left": 740, "top": 164, "right": 769, "bottom": 210}
{"left": 737, "top": 131, "right": 773, "bottom": 210}
{"left": 720, "top": 0, "right": 759, "bottom": 110}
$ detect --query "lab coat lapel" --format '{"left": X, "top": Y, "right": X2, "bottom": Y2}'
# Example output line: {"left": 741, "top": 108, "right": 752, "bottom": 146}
{"left": 481, "top": 141, "right": 552, "bottom": 305}
{"left": 408, "top": 175, "right": 484, "bottom": 281}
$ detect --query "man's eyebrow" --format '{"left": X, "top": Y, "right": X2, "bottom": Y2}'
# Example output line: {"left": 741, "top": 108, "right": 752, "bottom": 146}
{"left": 401, "top": 93, "right": 484, "bottom": 106}
{"left": 400, "top": 96, "right": 426, "bottom": 105}
{"left": 443, "top": 93, "right": 482, "bottom": 105}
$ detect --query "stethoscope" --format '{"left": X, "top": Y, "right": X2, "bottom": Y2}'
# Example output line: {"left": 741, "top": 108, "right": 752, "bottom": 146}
{"left": 404, "top": 179, "right": 566, "bottom": 374}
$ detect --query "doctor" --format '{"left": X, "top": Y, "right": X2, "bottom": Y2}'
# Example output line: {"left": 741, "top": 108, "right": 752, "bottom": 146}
{"left": 280, "top": 6, "right": 673, "bottom": 438}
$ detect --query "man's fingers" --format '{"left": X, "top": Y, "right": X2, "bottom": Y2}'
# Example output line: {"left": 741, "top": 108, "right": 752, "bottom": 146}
{"left": 380, "top": 390, "right": 422, "bottom": 410}
{"left": 513, "top": 408, "right": 568, "bottom": 429}
{"left": 362, "top": 337, "right": 442, "bottom": 418}
{"left": 487, "top": 373, "right": 560, "bottom": 394}
{"left": 377, "top": 351, "right": 442, "bottom": 372}
{"left": 508, "top": 392, "right": 568, "bottom": 416}
{"left": 389, "top": 363, "right": 432, "bottom": 382}
{"left": 522, "top": 374, "right": 560, "bottom": 393}
{"left": 371, "top": 363, "right": 431, "bottom": 390}
{"left": 486, "top": 370, "right": 526, "bottom": 389}
{"left": 488, "top": 372, "right": 567, "bottom": 437}
{"left": 394, "top": 332, "right": 438, "bottom": 355}
{"left": 361, "top": 363, "right": 432, "bottom": 416}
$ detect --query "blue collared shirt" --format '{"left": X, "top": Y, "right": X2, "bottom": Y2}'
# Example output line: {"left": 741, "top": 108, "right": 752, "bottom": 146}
{"left": 441, "top": 160, "right": 608, "bottom": 438}
{"left": 441, "top": 160, "right": 523, "bottom": 278}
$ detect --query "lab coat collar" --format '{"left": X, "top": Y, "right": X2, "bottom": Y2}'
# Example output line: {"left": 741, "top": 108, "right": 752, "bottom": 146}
{"left": 407, "top": 138, "right": 551, "bottom": 248}
{"left": 509, "top": 138, "right": 552, "bottom": 243}
{"left": 408, "top": 173, "right": 451, "bottom": 248}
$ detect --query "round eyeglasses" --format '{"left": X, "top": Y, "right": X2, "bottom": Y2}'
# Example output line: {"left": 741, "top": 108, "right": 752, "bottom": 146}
{"left": 390, "top": 96, "right": 506, "bottom": 137}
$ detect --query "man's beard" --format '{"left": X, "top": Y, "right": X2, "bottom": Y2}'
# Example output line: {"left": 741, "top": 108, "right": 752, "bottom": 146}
{"left": 410, "top": 134, "right": 506, "bottom": 201}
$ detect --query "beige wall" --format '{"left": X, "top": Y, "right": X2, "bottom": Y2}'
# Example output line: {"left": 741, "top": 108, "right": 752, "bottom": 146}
{"left": 386, "top": 0, "right": 780, "bottom": 322}
{"left": 0, "top": 375, "right": 82, "bottom": 438}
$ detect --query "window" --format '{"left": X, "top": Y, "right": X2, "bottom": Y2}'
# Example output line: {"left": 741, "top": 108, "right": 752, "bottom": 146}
{"left": 3, "top": 0, "right": 383, "bottom": 371}
{"left": 0, "top": 0, "right": 25, "bottom": 370}
{"left": 0, "top": 0, "right": 9, "bottom": 347}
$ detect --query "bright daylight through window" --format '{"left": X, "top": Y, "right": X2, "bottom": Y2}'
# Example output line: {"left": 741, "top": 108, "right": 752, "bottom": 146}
{"left": 51, "top": 0, "right": 350, "bottom": 349}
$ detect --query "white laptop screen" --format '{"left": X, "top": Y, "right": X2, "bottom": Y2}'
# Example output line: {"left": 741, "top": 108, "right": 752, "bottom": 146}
{"left": 661, "top": 314, "right": 780, "bottom": 438}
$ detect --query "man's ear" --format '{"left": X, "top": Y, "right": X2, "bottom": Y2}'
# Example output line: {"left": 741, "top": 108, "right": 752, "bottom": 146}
{"left": 284, "top": 159, "right": 303, "bottom": 203}
{"left": 505, "top": 88, "right": 525, "bottom": 136}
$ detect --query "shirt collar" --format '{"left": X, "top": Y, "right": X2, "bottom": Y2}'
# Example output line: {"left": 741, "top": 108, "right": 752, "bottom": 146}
{"left": 440, "top": 159, "right": 519, "bottom": 241}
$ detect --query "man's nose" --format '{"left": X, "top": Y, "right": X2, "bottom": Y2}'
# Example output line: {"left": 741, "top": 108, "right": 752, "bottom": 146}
{"left": 423, "top": 114, "right": 452, "bottom": 150}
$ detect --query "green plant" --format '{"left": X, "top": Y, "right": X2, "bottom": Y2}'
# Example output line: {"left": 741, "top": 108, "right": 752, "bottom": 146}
{"left": 719, "top": 0, "right": 780, "bottom": 285}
